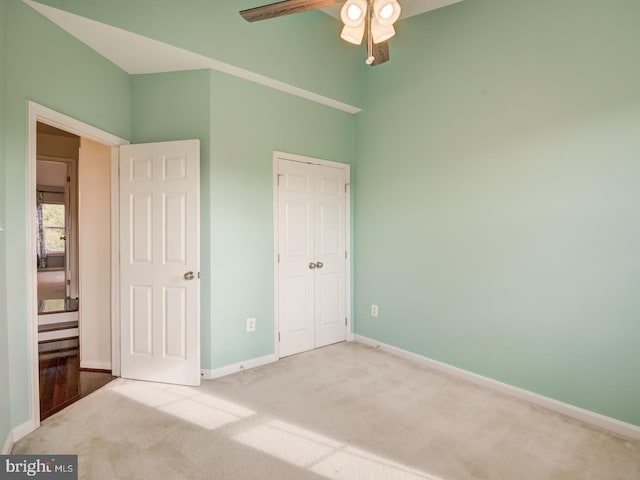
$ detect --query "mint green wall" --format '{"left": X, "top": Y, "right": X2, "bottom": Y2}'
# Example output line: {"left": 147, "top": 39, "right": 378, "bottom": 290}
{"left": 355, "top": 0, "right": 640, "bottom": 426}
{"left": 3, "top": 0, "right": 130, "bottom": 428}
{"left": 130, "top": 70, "right": 213, "bottom": 369}
{"left": 209, "top": 70, "right": 355, "bottom": 368}
{"left": 33, "top": 0, "right": 364, "bottom": 108}
{"left": 0, "top": 0, "right": 12, "bottom": 449}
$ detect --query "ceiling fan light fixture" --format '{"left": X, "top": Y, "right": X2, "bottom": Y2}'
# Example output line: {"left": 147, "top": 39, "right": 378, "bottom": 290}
{"left": 380, "top": 3, "right": 394, "bottom": 19}
{"left": 341, "top": 0, "right": 367, "bottom": 27}
{"left": 371, "top": 19, "right": 396, "bottom": 43}
{"left": 347, "top": 4, "right": 363, "bottom": 21}
{"left": 341, "top": 23, "right": 365, "bottom": 45}
{"left": 373, "top": 0, "right": 401, "bottom": 26}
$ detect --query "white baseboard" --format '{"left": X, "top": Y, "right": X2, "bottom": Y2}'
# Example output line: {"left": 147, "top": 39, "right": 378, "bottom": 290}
{"left": 12, "top": 419, "right": 37, "bottom": 443}
{"left": 353, "top": 334, "right": 640, "bottom": 441}
{"left": 80, "top": 360, "right": 112, "bottom": 371}
{"left": 201, "top": 354, "right": 278, "bottom": 380}
{"left": 3, "top": 419, "right": 38, "bottom": 453}
{"left": 2, "top": 430, "right": 13, "bottom": 454}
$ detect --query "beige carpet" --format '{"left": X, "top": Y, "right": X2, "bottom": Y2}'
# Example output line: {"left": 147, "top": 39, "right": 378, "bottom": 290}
{"left": 13, "top": 343, "right": 640, "bottom": 479}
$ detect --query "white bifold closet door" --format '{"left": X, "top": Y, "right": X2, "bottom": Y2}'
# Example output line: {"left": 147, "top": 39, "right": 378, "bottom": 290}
{"left": 277, "top": 157, "right": 347, "bottom": 358}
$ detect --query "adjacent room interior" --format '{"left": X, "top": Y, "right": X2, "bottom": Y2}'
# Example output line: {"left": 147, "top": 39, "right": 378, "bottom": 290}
{"left": 35, "top": 122, "right": 115, "bottom": 420}
{"left": 1, "top": 0, "right": 639, "bottom": 478}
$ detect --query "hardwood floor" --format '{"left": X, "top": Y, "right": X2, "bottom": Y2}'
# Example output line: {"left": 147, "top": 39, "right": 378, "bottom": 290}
{"left": 39, "top": 339, "right": 115, "bottom": 421}
{"left": 37, "top": 270, "right": 66, "bottom": 301}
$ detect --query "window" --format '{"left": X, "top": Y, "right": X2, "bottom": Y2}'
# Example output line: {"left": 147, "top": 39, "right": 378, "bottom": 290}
{"left": 43, "top": 203, "right": 65, "bottom": 253}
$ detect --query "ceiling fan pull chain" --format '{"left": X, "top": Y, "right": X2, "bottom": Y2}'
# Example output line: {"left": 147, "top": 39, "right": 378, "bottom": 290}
{"left": 365, "top": 0, "right": 375, "bottom": 65}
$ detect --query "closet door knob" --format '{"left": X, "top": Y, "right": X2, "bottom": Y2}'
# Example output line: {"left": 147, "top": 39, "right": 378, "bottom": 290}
{"left": 316, "top": 262, "right": 324, "bottom": 269}
{"left": 308, "top": 262, "right": 317, "bottom": 270}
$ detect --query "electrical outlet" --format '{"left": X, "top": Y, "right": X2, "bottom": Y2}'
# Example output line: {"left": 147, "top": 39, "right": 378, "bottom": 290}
{"left": 371, "top": 304, "right": 379, "bottom": 317}
{"left": 246, "top": 317, "right": 256, "bottom": 333}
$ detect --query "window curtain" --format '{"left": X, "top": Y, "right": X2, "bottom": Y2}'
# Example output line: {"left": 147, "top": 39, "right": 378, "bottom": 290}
{"left": 37, "top": 191, "right": 48, "bottom": 268}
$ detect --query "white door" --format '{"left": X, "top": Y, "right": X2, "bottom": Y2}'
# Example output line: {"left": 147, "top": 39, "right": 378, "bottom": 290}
{"left": 314, "top": 165, "right": 347, "bottom": 348}
{"left": 277, "top": 157, "right": 347, "bottom": 358}
{"left": 119, "top": 140, "right": 200, "bottom": 386}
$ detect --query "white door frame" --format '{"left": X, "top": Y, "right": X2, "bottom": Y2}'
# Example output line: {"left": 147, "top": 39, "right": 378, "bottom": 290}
{"left": 26, "top": 101, "right": 128, "bottom": 434}
{"left": 272, "top": 151, "right": 353, "bottom": 360}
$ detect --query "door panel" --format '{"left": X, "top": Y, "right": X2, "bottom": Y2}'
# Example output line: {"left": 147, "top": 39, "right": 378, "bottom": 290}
{"left": 285, "top": 203, "right": 312, "bottom": 257}
{"left": 120, "top": 140, "right": 200, "bottom": 386}
{"left": 163, "top": 193, "right": 186, "bottom": 264}
{"left": 319, "top": 205, "right": 340, "bottom": 254}
{"left": 164, "top": 286, "right": 187, "bottom": 359}
{"left": 277, "top": 158, "right": 347, "bottom": 357}
{"left": 314, "top": 165, "right": 346, "bottom": 348}
{"left": 131, "top": 194, "right": 153, "bottom": 263}
{"left": 285, "top": 276, "right": 313, "bottom": 333}
{"left": 131, "top": 285, "right": 153, "bottom": 356}
{"left": 278, "top": 160, "right": 316, "bottom": 357}
{"left": 316, "top": 273, "right": 340, "bottom": 327}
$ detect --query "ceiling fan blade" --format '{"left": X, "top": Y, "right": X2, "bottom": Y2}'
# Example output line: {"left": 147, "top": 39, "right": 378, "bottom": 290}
{"left": 240, "top": 0, "right": 345, "bottom": 22}
{"left": 371, "top": 41, "right": 390, "bottom": 66}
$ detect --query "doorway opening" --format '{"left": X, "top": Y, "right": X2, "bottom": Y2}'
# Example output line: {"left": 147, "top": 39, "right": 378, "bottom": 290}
{"left": 27, "top": 102, "right": 128, "bottom": 430}
{"left": 35, "top": 122, "right": 116, "bottom": 420}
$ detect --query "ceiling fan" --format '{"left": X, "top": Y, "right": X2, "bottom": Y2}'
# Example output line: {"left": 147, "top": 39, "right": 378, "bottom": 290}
{"left": 240, "top": 0, "right": 402, "bottom": 66}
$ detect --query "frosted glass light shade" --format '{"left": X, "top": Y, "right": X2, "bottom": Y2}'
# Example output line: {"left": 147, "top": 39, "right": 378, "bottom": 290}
{"left": 341, "top": 23, "right": 366, "bottom": 45}
{"left": 340, "top": 0, "right": 367, "bottom": 27}
{"left": 373, "top": 0, "right": 401, "bottom": 26}
{"left": 371, "top": 19, "right": 396, "bottom": 43}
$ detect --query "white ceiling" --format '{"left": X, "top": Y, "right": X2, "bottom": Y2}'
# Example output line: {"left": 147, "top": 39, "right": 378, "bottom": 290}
{"left": 323, "top": 0, "right": 463, "bottom": 20}
{"left": 25, "top": 0, "right": 217, "bottom": 75}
